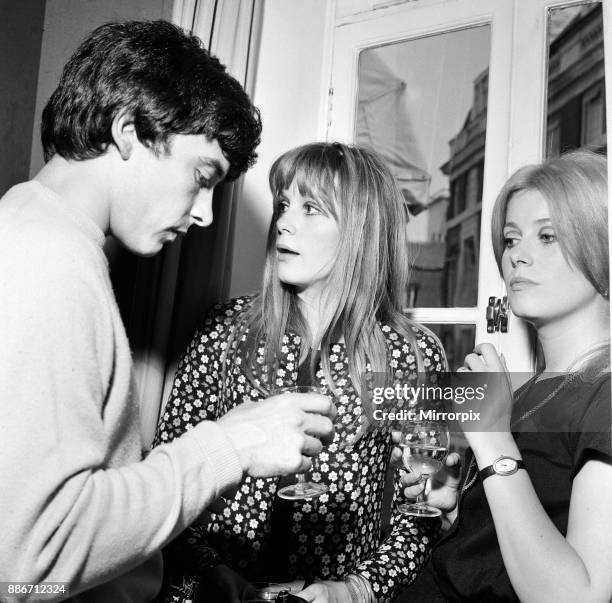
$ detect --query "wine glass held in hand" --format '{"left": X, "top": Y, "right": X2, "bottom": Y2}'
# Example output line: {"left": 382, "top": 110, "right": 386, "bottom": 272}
{"left": 397, "top": 421, "right": 450, "bottom": 517}
{"left": 243, "top": 582, "right": 297, "bottom": 602}
{"left": 275, "top": 385, "right": 329, "bottom": 500}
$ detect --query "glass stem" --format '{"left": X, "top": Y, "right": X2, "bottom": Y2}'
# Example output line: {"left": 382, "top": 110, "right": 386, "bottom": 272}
{"left": 415, "top": 475, "right": 427, "bottom": 505}
{"left": 295, "top": 473, "right": 306, "bottom": 493}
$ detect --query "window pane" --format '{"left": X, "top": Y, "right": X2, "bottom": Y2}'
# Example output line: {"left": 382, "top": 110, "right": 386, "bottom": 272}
{"left": 356, "top": 26, "right": 491, "bottom": 308}
{"left": 424, "top": 324, "right": 475, "bottom": 371}
{"left": 546, "top": 1, "right": 606, "bottom": 157}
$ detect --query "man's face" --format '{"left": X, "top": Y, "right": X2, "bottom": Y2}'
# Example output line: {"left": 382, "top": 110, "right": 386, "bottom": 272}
{"left": 111, "top": 134, "right": 230, "bottom": 256}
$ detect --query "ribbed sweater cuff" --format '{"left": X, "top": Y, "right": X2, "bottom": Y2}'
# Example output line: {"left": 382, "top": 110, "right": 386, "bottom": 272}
{"left": 184, "top": 421, "right": 244, "bottom": 493}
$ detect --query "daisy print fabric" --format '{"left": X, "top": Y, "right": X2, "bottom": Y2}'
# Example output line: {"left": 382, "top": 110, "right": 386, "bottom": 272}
{"left": 154, "top": 296, "right": 445, "bottom": 603}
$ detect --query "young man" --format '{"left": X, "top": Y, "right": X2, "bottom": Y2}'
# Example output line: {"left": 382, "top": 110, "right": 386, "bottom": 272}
{"left": 0, "top": 21, "right": 334, "bottom": 602}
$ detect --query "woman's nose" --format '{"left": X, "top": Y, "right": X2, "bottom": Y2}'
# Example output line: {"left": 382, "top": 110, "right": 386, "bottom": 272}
{"left": 277, "top": 211, "right": 297, "bottom": 235}
{"left": 277, "top": 221, "right": 296, "bottom": 234}
{"left": 508, "top": 240, "right": 533, "bottom": 267}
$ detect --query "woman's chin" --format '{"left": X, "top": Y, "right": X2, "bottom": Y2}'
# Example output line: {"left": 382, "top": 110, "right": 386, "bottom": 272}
{"left": 279, "top": 278, "right": 302, "bottom": 292}
{"left": 505, "top": 299, "right": 539, "bottom": 323}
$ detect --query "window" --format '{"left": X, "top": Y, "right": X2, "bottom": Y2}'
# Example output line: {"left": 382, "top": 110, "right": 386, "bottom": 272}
{"left": 582, "top": 83, "right": 606, "bottom": 148}
{"left": 329, "top": 0, "right": 609, "bottom": 370}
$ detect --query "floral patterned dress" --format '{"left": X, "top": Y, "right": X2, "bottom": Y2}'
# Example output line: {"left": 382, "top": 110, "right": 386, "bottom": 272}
{"left": 154, "top": 296, "right": 445, "bottom": 602}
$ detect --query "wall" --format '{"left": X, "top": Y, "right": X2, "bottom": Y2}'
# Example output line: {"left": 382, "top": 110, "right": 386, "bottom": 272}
{"left": 229, "top": 0, "right": 332, "bottom": 297}
{"left": 29, "top": 0, "right": 173, "bottom": 177}
{"left": 0, "top": 1, "right": 45, "bottom": 195}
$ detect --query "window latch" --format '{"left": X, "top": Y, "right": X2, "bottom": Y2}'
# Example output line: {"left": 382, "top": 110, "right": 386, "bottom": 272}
{"left": 486, "top": 296, "right": 509, "bottom": 333}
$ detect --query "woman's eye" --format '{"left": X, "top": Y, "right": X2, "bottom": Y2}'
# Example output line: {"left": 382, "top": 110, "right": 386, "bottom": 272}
{"left": 304, "top": 203, "right": 322, "bottom": 216}
{"left": 277, "top": 200, "right": 289, "bottom": 213}
{"left": 540, "top": 231, "right": 557, "bottom": 244}
{"left": 503, "top": 236, "right": 518, "bottom": 248}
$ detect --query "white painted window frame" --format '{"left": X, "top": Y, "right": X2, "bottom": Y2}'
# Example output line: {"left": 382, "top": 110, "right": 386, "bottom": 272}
{"left": 326, "top": 0, "right": 612, "bottom": 371}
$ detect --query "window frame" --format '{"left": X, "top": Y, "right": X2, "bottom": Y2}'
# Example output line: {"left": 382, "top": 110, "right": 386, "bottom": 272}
{"left": 326, "top": 0, "right": 611, "bottom": 371}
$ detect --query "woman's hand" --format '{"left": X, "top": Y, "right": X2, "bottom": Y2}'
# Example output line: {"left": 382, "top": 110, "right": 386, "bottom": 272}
{"left": 458, "top": 343, "right": 514, "bottom": 441}
{"left": 392, "top": 443, "right": 462, "bottom": 521}
{"left": 299, "top": 580, "right": 352, "bottom": 603}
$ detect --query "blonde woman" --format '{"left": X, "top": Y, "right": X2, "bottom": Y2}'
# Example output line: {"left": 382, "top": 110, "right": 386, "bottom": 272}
{"left": 154, "top": 143, "right": 446, "bottom": 603}
{"left": 401, "top": 149, "right": 612, "bottom": 602}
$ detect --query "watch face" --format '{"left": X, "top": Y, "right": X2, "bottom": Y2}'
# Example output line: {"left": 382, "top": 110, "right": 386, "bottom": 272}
{"left": 494, "top": 457, "right": 518, "bottom": 475}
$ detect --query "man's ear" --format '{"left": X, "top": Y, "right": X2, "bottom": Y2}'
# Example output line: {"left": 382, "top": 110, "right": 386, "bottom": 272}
{"left": 111, "top": 110, "right": 137, "bottom": 160}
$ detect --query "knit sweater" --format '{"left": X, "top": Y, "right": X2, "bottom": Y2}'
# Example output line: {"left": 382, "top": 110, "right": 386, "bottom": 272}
{"left": 0, "top": 182, "right": 243, "bottom": 602}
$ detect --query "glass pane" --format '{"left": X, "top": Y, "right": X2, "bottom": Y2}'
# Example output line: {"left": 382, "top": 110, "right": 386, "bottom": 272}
{"left": 356, "top": 26, "right": 491, "bottom": 308}
{"left": 424, "top": 324, "right": 476, "bottom": 371}
{"left": 546, "top": 1, "right": 606, "bottom": 157}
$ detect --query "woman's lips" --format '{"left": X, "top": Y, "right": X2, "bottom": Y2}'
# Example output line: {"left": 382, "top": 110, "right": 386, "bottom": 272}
{"left": 277, "top": 246, "right": 299, "bottom": 255}
{"left": 509, "top": 277, "right": 538, "bottom": 290}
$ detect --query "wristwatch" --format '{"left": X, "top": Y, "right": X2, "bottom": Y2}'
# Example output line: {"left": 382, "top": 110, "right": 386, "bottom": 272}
{"left": 479, "top": 455, "right": 526, "bottom": 480}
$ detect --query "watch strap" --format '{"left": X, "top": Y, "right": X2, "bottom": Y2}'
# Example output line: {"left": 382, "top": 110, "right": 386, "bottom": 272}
{"left": 479, "top": 458, "right": 525, "bottom": 481}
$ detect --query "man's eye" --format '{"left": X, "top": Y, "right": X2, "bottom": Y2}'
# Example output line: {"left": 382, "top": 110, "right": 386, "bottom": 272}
{"left": 195, "top": 171, "right": 212, "bottom": 189}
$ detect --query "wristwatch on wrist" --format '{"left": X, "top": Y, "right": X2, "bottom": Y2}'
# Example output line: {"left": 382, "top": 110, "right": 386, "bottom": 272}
{"left": 479, "top": 455, "right": 525, "bottom": 480}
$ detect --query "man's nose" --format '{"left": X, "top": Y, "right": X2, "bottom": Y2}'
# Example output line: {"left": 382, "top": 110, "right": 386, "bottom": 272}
{"left": 190, "top": 189, "right": 214, "bottom": 228}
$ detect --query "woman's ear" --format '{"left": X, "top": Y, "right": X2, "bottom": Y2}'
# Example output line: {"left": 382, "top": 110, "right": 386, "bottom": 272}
{"left": 111, "top": 110, "right": 137, "bottom": 160}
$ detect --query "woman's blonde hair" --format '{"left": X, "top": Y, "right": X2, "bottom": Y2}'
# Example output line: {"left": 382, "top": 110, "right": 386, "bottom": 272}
{"left": 491, "top": 149, "right": 609, "bottom": 375}
{"left": 231, "top": 142, "right": 430, "bottom": 396}
{"left": 491, "top": 148, "right": 608, "bottom": 298}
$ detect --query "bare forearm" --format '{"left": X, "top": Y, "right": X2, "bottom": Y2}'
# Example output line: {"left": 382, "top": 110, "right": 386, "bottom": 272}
{"left": 470, "top": 433, "right": 595, "bottom": 602}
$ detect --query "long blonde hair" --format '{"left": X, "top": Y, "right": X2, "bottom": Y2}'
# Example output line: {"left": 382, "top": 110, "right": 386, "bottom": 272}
{"left": 491, "top": 149, "right": 608, "bottom": 297}
{"left": 491, "top": 149, "right": 609, "bottom": 375}
{"left": 231, "top": 142, "right": 429, "bottom": 396}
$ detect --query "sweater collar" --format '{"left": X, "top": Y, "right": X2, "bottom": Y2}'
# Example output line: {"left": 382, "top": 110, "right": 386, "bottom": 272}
{"left": 29, "top": 180, "right": 106, "bottom": 248}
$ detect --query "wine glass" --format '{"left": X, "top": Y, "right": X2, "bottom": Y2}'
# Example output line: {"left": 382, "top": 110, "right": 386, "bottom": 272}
{"left": 244, "top": 582, "right": 294, "bottom": 601}
{"left": 275, "top": 385, "right": 370, "bottom": 499}
{"left": 397, "top": 420, "right": 449, "bottom": 517}
{"left": 275, "top": 385, "right": 329, "bottom": 500}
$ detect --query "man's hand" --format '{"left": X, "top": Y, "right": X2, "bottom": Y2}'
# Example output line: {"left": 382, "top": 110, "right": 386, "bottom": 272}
{"left": 218, "top": 392, "right": 335, "bottom": 477}
{"left": 299, "top": 580, "right": 352, "bottom": 603}
{"left": 200, "top": 564, "right": 253, "bottom": 603}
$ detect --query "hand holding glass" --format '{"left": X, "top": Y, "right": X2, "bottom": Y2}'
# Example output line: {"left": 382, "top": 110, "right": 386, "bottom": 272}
{"left": 274, "top": 385, "right": 369, "bottom": 500}
{"left": 398, "top": 421, "right": 449, "bottom": 517}
{"left": 275, "top": 386, "right": 329, "bottom": 500}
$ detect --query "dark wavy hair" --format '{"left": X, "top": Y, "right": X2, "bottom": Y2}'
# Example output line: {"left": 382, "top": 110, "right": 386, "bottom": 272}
{"left": 41, "top": 20, "right": 261, "bottom": 180}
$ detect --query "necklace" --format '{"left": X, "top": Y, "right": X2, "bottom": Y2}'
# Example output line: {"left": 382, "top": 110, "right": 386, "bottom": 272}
{"left": 511, "top": 371, "right": 578, "bottom": 427}
{"left": 461, "top": 371, "right": 577, "bottom": 494}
